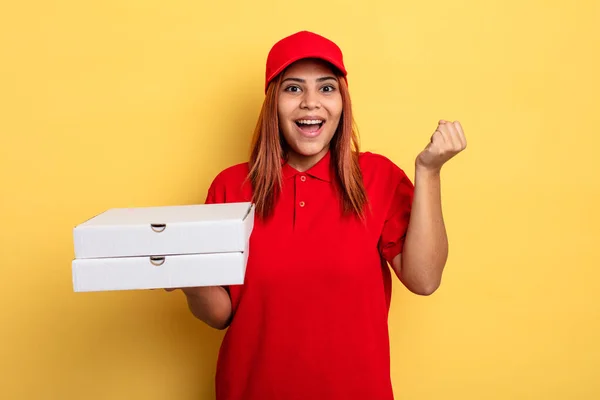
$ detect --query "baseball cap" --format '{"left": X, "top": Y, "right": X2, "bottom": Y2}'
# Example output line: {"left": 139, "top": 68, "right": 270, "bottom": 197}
{"left": 264, "top": 31, "right": 348, "bottom": 92}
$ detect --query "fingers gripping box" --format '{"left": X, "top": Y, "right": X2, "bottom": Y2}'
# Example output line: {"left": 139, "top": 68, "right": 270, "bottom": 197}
{"left": 71, "top": 202, "right": 254, "bottom": 292}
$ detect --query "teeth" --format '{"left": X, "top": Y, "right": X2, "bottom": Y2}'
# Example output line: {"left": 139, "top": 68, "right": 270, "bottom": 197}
{"left": 297, "top": 119, "right": 323, "bottom": 125}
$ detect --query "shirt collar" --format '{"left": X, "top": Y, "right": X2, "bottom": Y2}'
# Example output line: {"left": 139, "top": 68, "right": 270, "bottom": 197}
{"left": 281, "top": 150, "right": 332, "bottom": 182}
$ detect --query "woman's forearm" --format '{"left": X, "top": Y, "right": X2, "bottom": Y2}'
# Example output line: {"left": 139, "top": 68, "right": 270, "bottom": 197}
{"left": 182, "top": 286, "right": 233, "bottom": 330}
{"left": 398, "top": 167, "right": 448, "bottom": 295}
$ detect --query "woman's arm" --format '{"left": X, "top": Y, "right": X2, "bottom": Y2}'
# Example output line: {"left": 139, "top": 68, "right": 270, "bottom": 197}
{"left": 392, "top": 167, "right": 447, "bottom": 295}
{"left": 168, "top": 286, "right": 233, "bottom": 329}
{"left": 391, "top": 120, "right": 467, "bottom": 295}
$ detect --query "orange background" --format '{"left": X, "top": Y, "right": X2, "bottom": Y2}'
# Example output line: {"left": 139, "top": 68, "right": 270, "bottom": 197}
{"left": 1, "top": 0, "right": 599, "bottom": 398}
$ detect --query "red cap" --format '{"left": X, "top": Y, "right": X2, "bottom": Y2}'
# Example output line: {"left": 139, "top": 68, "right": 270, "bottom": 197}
{"left": 264, "top": 31, "right": 348, "bottom": 92}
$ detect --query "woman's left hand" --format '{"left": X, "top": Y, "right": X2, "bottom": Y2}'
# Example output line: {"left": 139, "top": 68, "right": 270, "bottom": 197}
{"left": 416, "top": 120, "right": 467, "bottom": 172}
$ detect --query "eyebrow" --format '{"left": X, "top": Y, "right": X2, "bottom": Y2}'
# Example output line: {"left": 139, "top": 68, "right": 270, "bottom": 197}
{"left": 282, "top": 76, "right": 337, "bottom": 84}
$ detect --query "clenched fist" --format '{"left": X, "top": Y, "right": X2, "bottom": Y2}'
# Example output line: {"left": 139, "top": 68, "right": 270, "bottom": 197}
{"left": 416, "top": 120, "right": 467, "bottom": 172}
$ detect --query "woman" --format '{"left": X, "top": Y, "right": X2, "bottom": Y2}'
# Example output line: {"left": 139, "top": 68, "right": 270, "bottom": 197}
{"left": 172, "top": 30, "right": 466, "bottom": 400}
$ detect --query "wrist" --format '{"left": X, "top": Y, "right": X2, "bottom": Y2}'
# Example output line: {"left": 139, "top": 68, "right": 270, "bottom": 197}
{"left": 415, "top": 164, "right": 441, "bottom": 180}
{"left": 181, "top": 286, "right": 204, "bottom": 299}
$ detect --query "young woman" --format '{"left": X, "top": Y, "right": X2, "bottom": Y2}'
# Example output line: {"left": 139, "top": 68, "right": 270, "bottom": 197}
{"left": 171, "top": 30, "right": 466, "bottom": 400}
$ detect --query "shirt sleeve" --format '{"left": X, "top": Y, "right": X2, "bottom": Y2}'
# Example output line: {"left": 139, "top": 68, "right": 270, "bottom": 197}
{"left": 378, "top": 164, "right": 414, "bottom": 263}
{"left": 204, "top": 173, "right": 225, "bottom": 204}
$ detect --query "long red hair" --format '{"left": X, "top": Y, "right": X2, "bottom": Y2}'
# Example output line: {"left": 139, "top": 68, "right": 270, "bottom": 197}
{"left": 248, "top": 69, "right": 367, "bottom": 220}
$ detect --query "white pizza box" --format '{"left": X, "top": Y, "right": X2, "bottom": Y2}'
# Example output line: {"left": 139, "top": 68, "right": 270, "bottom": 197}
{"left": 73, "top": 202, "right": 254, "bottom": 259}
{"left": 72, "top": 249, "right": 248, "bottom": 292}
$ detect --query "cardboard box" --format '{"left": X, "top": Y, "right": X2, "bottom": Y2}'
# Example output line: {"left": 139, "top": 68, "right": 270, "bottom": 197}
{"left": 71, "top": 202, "right": 254, "bottom": 292}
{"left": 74, "top": 202, "right": 254, "bottom": 259}
{"left": 72, "top": 251, "right": 249, "bottom": 292}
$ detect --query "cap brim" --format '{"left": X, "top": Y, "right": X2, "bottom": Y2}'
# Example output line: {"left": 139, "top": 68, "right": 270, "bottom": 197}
{"left": 265, "top": 54, "right": 347, "bottom": 92}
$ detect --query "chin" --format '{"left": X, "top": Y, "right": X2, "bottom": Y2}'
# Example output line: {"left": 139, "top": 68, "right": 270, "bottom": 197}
{"left": 293, "top": 141, "right": 329, "bottom": 157}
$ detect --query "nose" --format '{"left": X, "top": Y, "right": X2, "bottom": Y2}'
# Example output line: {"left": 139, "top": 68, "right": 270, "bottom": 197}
{"left": 300, "top": 88, "right": 321, "bottom": 110}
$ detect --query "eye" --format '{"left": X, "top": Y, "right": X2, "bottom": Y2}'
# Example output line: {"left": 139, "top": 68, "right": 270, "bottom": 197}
{"left": 284, "top": 85, "right": 301, "bottom": 93}
{"left": 321, "top": 84, "right": 336, "bottom": 93}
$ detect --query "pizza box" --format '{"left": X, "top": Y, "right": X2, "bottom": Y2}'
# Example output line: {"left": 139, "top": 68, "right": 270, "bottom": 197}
{"left": 73, "top": 202, "right": 254, "bottom": 259}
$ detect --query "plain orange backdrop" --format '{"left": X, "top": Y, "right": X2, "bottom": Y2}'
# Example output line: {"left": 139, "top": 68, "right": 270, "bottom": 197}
{"left": 1, "top": 0, "right": 599, "bottom": 399}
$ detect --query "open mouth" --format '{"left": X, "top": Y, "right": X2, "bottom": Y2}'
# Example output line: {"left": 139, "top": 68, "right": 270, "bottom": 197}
{"left": 295, "top": 119, "right": 325, "bottom": 135}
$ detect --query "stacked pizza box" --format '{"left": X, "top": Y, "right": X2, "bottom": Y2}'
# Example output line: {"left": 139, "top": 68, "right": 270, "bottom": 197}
{"left": 71, "top": 202, "right": 254, "bottom": 292}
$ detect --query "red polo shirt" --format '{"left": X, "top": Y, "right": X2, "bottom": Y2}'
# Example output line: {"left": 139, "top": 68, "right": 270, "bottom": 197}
{"left": 204, "top": 150, "right": 414, "bottom": 400}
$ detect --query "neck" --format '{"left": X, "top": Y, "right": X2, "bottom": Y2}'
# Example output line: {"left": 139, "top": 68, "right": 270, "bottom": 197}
{"left": 286, "top": 147, "right": 329, "bottom": 172}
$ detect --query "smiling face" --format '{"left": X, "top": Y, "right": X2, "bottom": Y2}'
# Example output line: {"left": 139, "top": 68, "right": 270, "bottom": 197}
{"left": 277, "top": 58, "right": 343, "bottom": 172}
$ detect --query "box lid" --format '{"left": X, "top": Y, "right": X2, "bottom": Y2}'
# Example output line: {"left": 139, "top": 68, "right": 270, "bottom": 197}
{"left": 77, "top": 202, "right": 253, "bottom": 227}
